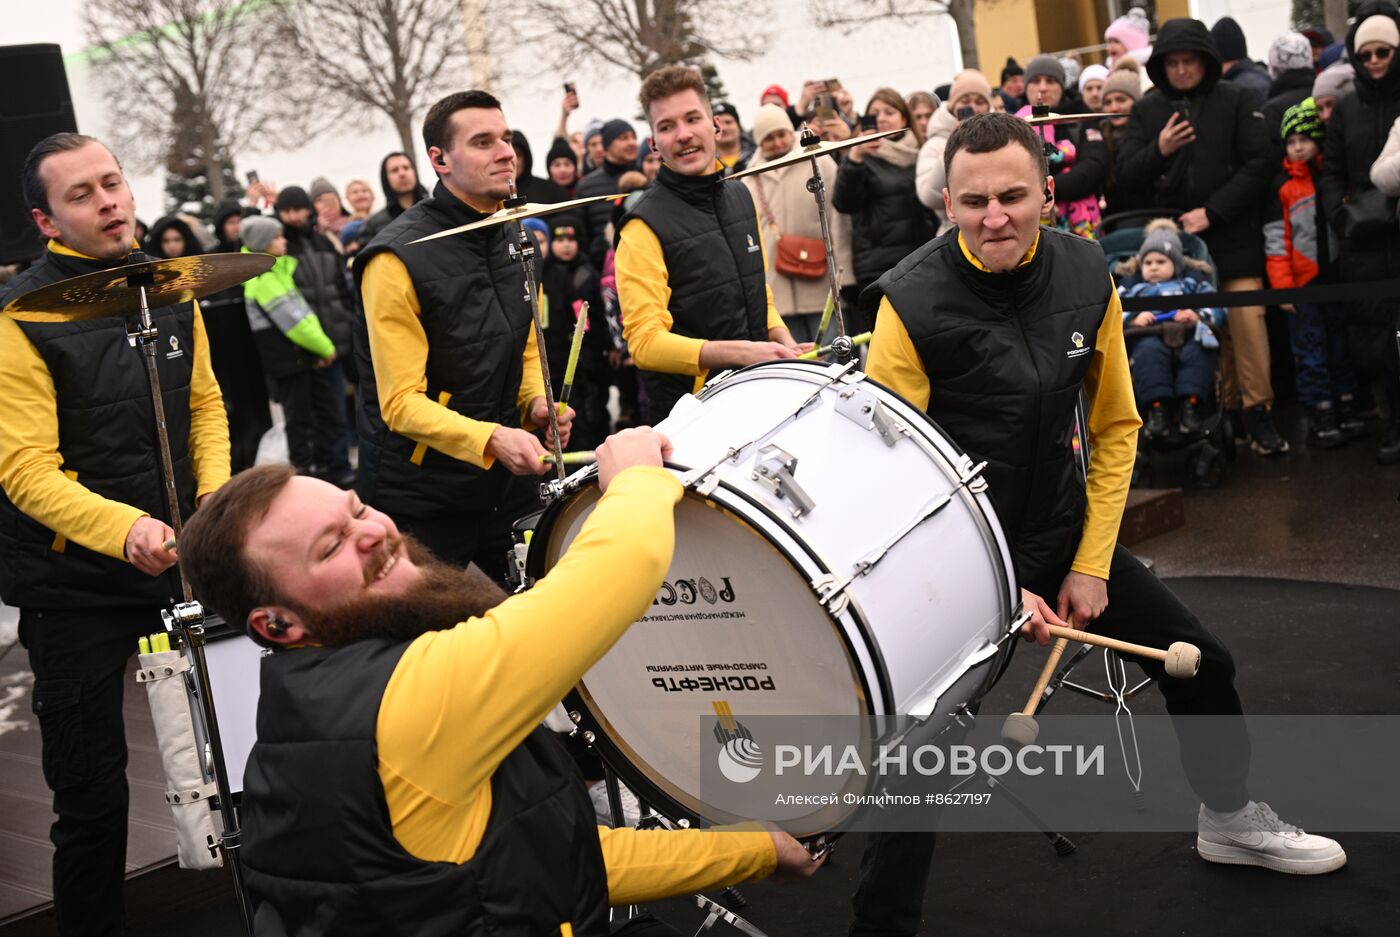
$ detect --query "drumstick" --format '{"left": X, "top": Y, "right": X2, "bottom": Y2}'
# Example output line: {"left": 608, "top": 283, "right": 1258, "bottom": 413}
{"left": 815, "top": 266, "right": 845, "bottom": 340}
{"left": 558, "top": 302, "right": 588, "bottom": 413}
{"left": 797, "top": 331, "right": 872, "bottom": 360}
{"left": 162, "top": 536, "right": 177, "bottom": 552}
{"left": 1043, "top": 623, "right": 1200, "bottom": 679}
{"left": 540, "top": 450, "right": 596, "bottom": 465}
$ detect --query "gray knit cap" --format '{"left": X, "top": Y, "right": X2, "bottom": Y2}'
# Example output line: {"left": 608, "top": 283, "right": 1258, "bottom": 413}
{"left": 240, "top": 215, "right": 283, "bottom": 252}
{"left": 1024, "top": 54, "right": 1067, "bottom": 90}
{"left": 1139, "top": 226, "right": 1184, "bottom": 276}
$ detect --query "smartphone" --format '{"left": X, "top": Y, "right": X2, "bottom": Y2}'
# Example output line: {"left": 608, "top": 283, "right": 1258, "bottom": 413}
{"left": 564, "top": 81, "right": 575, "bottom": 94}
{"left": 1172, "top": 99, "right": 1190, "bottom": 121}
{"left": 859, "top": 114, "right": 878, "bottom": 132}
{"left": 814, "top": 93, "right": 837, "bottom": 123}
{"left": 822, "top": 78, "right": 844, "bottom": 94}
{"left": 246, "top": 169, "right": 259, "bottom": 184}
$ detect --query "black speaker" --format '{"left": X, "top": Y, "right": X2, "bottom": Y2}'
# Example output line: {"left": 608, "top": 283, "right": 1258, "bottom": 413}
{"left": 0, "top": 44, "right": 78, "bottom": 266}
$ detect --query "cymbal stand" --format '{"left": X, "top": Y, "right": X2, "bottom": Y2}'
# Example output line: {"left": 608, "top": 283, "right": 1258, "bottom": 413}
{"left": 124, "top": 254, "right": 254, "bottom": 936}
{"left": 798, "top": 126, "right": 852, "bottom": 363}
{"left": 504, "top": 190, "right": 566, "bottom": 482}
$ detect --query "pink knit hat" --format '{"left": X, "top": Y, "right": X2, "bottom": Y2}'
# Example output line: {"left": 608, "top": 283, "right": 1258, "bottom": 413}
{"left": 1105, "top": 7, "right": 1151, "bottom": 52}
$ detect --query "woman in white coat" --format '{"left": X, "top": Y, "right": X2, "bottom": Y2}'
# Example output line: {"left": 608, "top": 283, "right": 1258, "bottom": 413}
{"left": 915, "top": 69, "right": 994, "bottom": 230}
{"left": 744, "top": 103, "right": 855, "bottom": 344}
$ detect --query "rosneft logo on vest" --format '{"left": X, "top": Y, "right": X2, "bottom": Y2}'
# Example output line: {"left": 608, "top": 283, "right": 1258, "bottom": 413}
{"left": 1066, "top": 331, "right": 1090, "bottom": 359}
{"left": 166, "top": 334, "right": 184, "bottom": 361}
{"left": 746, "top": 234, "right": 760, "bottom": 254}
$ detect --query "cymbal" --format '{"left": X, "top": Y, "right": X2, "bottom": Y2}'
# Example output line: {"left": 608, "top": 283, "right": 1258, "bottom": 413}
{"left": 725, "top": 128, "right": 906, "bottom": 181}
{"left": 4, "top": 252, "right": 275, "bottom": 323}
{"left": 409, "top": 192, "right": 625, "bottom": 244}
{"left": 1023, "top": 111, "right": 1114, "bottom": 126}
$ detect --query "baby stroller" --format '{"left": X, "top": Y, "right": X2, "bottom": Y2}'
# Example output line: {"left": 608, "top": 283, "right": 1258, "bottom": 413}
{"left": 1100, "top": 211, "right": 1235, "bottom": 488}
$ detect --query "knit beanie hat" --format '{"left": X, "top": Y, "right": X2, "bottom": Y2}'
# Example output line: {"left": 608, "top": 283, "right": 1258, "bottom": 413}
{"left": 240, "top": 215, "right": 283, "bottom": 252}
{"left": 713, "top": 102, "right": 741, "bottom": 125}
{"left": 1103, "top": 64, "right": 1148, "bottom": 105}
{"left": 545, "top": 137, "right": 577, "bottom": 169}
{"left": 1268, "top": 32, "right": 1314, "bottom": 78}
{"left": 274, "top": 185, "right": 312, "bottom": 212}
{"left": 1138, "top": 222, "right": 1184, "bottom": 275}
{"left": 1355, "top": 14, "right": 1400, "bottom": 51}
{"left": 601, "top": 118, "right": 635, "bottom": 150}
{"left": 751, "top": 103, "right": 792, "bottom": 146}
{"left": 1105, "top": 7, "right": 1152, "bottom": 52}
{"left": 1000, "top": 57, "right": 1024, "bottom": 84}
{"left": 1078, "top": 64, "right": 1110, "bottom": 91}
{"left": 522, "top": 217, "right": 550, "bottom": 246}
{"left": 1024, "top": 54, "right": 1067, "bottom": 89}
{"left": 759, "top": 84, "right": 790, "bottom": 108}
{"left": 1210, "top": 17, "right": 1249, "bottom": 61}
{"left": 308, "top": 177, "right": 337, "bottom": 201}
{"left": 947, "top": 69, "right": 993, "bottom": 109}
{"left": 1281, "top": 97, "right": 1326, "bottom": 143}
{"left": 1312, "top": 62, "right": 1356, "bottom": 101}
{"left": 583, "top": 119, "right": 605, "bottom": 143}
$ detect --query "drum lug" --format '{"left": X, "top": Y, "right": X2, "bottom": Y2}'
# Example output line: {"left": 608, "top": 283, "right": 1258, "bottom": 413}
{"left": 751, "top": 444, "right": 816, "bottom": 518}
{"left": 682, "top": 467, "right": 721, "bottom": 496}
{"left": 954, "top": 454, "right": 990, "bottom": 493}
{"left": 834, "top": 386, "right": 906, "bottom": 447}
{"left": 811, "top": 573, "right": 851, "bottom": 616}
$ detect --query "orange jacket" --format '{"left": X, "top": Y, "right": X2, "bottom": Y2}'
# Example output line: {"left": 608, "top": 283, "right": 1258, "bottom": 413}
{"left": 1264, "top": 155, "right": 1328, "bottom": 290}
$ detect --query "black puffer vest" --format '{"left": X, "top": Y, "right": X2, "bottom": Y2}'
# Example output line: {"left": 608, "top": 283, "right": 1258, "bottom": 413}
{"left": 618, "top": 163, "right": 769, "bottom": 421}
{"left": 242, "top": 640, "right": 609, "bottom": 937}
{"left": 864, "top": 227, "right": 1111, "bottom": 583}
{"left": 0, "top": 245, "right": 197, "bottom": 609}
{"left": 353, "top": 182, "right": 532, "bottom": 518}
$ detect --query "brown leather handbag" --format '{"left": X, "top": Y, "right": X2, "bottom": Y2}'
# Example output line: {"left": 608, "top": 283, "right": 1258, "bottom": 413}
{"left": 754, "top": 177, "right": 826, "bottom": 279}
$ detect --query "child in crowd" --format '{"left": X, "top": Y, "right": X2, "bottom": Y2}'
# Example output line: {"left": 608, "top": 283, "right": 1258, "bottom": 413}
{"left": 1265, "top": 97, "right": 1363, "bottom": 448}
{"left": 240, "top": 215, "right": 345, "bottom": 478}
{"left": 536, "top": 215, "right": 612, "bottom": 451}
{"left": 1119, "top": 219, "right": 1226, "bottom": 440}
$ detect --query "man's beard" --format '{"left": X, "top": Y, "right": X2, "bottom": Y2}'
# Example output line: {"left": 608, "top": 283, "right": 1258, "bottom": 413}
{"left": 291, "top": 535, "right": 508, "bottom": 648}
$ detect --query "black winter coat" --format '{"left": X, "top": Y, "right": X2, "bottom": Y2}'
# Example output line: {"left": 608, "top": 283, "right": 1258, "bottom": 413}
{"left": 1320, "top": 0, "right": 1400, "bottom": 330}
{"left": 1222, "top": 60, "right": 1273, "bottom": 108}
{"left": 1115, "top": 18, "right": 1274, "bottom": 279}
{"left": 832, "top": 148, "right": 938, "bottom": 286}
{"left": 575, "top": 161, "right": 632, "bottom": 270}
{"left": 283, "top": 224, "right": 356, "bottom": 358}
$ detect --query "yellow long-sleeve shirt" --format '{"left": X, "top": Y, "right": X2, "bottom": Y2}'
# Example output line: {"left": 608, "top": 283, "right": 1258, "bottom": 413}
{"left": 0, "top": 241, "right": 230, "bottom": 561}
{"left": 616, "top": 187, "right": 786, "bottom": 394}
{"left": 865, "top": 233, "right": 1140, "bottom": 580}
{"left": 360, "top": 251, "right": 546, "bottom": 469}
{"left": 375, "top": 466, "right": 776, "bottom": 901}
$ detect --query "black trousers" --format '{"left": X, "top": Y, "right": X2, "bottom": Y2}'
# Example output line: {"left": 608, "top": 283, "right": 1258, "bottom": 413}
{"left": 274, "top": 366, "right": 349, "bottom": 477}
{"left": 19, "top": 606, "right": 164, "bottom": 937}
{"left": 391, "top": 478, "right": 541, "bottom": 584}
{"left": 850, "top": 545, "right": 1250, "bottom": 937}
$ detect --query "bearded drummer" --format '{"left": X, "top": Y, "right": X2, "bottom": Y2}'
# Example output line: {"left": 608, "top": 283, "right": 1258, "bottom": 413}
{"left": 178, "top": 427, "right": 821, "bottom": 935}
{"left": 851, "top": 111, "right": 1344, "bottom": 933}
{"left": 354, "top": 90, "right": 575, "bottom": 582}
{"left": 615, "top": 65, "right": 809, "bottom": 424}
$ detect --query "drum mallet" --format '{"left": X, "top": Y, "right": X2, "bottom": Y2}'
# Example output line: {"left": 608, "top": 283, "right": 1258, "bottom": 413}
{"left": 1041, "top": 623, "right": 1201, "bottom": 680}
{"left": 1002, "top": 633, "right": 1072, "bottom": 747}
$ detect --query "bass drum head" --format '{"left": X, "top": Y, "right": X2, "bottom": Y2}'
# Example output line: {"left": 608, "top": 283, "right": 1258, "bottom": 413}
{"left": 537, "top": 479, "right": 874, "bottom": 834}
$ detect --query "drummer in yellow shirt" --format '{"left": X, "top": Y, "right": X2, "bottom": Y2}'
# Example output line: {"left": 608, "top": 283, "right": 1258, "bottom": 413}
{"left": 179, "top": 428, "right": 821, "bottom": 934}
{"left": 852, "top": 112, "right": 1343, "bottom": 935}
{"left": 616, "top": 66, "right": 810, "bottom": 423}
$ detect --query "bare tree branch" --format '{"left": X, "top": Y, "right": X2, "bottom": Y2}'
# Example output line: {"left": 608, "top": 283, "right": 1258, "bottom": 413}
{"left": 82, "top": 0, "right": 290, "bottom": 201}
{"left": 523, "top": 0, "right": 770, "bottom": 82}
{"left": 269, "top": 0, "right": 477, "bottom": 161}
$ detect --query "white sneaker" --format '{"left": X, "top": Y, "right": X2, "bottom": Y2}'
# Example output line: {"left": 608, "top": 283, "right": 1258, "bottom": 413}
{"left": 588, "top": 779, "right": 642, "bottom": 828}
{"left": 1197, "top": 802, "right": 1347, "bottom": 874}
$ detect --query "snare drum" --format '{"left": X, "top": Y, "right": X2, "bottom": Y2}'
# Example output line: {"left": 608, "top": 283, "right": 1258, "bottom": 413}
{"left": 528, "top": 360, "right": 1020, "bottom": 833}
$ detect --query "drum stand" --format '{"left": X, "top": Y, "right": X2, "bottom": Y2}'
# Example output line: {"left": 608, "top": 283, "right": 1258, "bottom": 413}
{"left": 125, "top": 256, "right": 255, "bottom": 936}
{"left": 798, "top": 127, "right": 854, "bottom": 363}
{"left": 504, "top": 188, "right": 566, "bottom": 483}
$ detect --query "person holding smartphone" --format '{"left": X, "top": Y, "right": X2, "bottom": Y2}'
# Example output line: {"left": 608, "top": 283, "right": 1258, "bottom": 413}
{"left": 832, "top": 87, "right": 937, "bottom": 333}
{"left": 1115, "top": 17, "right": 1283, "bottom": 455}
